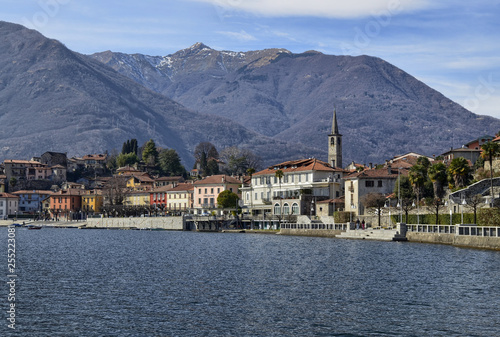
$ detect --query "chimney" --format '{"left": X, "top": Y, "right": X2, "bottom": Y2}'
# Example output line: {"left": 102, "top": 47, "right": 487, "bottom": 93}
{"left": 387, "top": 163, "right": 392, "bottom": 175}
{"left": 369, "top": 163, "right": 373, "bottom": 169}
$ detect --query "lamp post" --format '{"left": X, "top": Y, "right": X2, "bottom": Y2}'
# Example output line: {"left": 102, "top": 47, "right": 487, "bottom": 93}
{"left": 398, "top": 167, "right": 402, "bottom": 223}
{"left": 461, "top": 195, "right": 467, "bottom": 224}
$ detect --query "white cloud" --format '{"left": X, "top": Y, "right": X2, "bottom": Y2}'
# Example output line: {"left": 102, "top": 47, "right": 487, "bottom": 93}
{"left": 217, "top": 30, "right": 257, "bottom": 41}
{"left": 191, "top": 0, "right": 431, "bottom": 18}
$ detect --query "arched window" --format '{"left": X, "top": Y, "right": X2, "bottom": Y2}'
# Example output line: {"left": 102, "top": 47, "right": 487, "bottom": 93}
{"left": 246, "top": 192, "right": 250, "bottom": 201}
{"left": 274, "top": 203, "right": 281, "bottom": 215}
{"left": 283, "top": 203, "right": 290, "bottom": 215}
{"left": 292, "top": 203, "right": 299, "bottom": 215}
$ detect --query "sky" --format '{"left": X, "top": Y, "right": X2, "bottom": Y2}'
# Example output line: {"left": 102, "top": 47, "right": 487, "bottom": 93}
{"left": 3, "top": 0, "right": 500, "bottom": 119}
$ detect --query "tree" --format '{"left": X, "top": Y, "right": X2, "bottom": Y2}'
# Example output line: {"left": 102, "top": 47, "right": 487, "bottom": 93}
{"left": 217, "top": 190, "right": 239, "bottom": 210}
{"left": 447, "top": 157, "right": 471, "bottom": 189}
{"left": 428, "top": 162, "right": 448, "bottom": 199}
{"left": 158, "top": 149, "right": 186, "bottom": 177}
{"left": 481, "top": 141, "right": 500, "bottom": 206}
{"left": 465, "top": 194, "right": 484, "bottom": 224}
{"left": 361, "top": 193, "right": 386, "bottom": 227}
{"left": 206, "top": 159, "right": 220, "bottom": 176}
{"left": 102, "top": 176, "right": 128, "bottom": 206}
{"left": 426, "top": 197, "right": 444, "bottom": 224}
{"left": 116, "top": 152, "right": 139, "bottom": 167}
{"left": 142, "top": 139, "right": 158, "bottom": 166}
{"left": 409, "top": 164, "right": 426, "bottom": 201}
{"left": 219, "top": 146, "right": 261, "bottom": 175}
{"left": 194, "top": 142, "right": 219, "bottom": 162}
{"left": 275, "top": 169, "right": 284, "bottom": 228}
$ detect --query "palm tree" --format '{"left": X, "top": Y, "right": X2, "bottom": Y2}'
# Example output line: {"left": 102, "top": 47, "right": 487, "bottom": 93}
{"left": 428, "top": 162, "right": 447, "bottom": 199}
{"left": 275, "top": 169, "right": 284, "bottom": 229}
{"left": 409, "top": 164, "right": 427, "bottom": 224}
{"left": 447, "top": 157, "right": 471, "bottom": 189}
{"left": 481, "top": 141, "right": 500, "bottom": 206}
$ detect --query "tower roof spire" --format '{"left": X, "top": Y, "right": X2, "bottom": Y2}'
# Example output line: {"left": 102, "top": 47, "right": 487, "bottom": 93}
{"left": 331, "top": 108, "right": 340, "bottom": 135}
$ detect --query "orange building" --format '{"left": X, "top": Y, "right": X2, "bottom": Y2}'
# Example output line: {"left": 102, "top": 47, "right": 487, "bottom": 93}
{"left": 49, "top": 189, "right": 83, "bottom": 220}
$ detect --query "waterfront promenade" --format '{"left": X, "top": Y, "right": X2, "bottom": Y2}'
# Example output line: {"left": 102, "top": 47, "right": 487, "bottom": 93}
{"left": 2, "top": 218, "right": 500, "bottom": 250}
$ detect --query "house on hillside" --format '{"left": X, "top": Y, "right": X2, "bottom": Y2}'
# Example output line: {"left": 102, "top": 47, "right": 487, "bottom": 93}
{"left": 41, "top": 151, "right": 67, "bottom": 168}
{"left": 441, "top": 147, "right": 480, "bottom": 166}
{"left": 155, "top": 176, "right": 184, "bottom": 188}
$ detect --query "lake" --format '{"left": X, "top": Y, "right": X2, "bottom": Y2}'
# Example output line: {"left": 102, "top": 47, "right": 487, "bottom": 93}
{"left": 2, "top": 228, "right": 499, "bottom": 336}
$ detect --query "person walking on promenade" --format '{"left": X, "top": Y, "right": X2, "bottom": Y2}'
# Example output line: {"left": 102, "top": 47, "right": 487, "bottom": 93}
{"left": 361, "top": 219, "right": 365, "bottom": 230}
{"left": 356, "top": 218, "right": 360, "bottom": 230}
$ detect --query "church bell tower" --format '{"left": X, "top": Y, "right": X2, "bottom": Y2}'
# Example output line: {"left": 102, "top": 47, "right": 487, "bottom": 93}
{"left": 328, "top": 109, "right": 342, "bottom": 168}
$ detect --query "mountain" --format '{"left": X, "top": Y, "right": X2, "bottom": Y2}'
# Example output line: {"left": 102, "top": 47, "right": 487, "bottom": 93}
{"left": 92, "top": 43, "right": 500, "bottom": 166}
{"left": 0, "top": 22, "right": 320, "bottom": 168}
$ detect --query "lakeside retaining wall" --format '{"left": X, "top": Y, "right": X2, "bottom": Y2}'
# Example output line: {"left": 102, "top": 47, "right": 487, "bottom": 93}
{"left": 406, "top": 232, "right": 500, "bottom": 250}
{"left": 280, "top": 229, "right": 343, "bottom": 237}
{"left": 86, "top": 217, "right": 184, "bottom": 230}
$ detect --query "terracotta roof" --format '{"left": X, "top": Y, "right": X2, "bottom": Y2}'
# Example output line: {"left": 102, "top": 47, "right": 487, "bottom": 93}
{"left": 117, "top": 165, "right": 141, "bottom": 172}
{"left": 4, "top": 160, "right": 44, "bottom": 165}
{"left": 152, "top": 185, "right": 175, "bottom": 192}
{"left": 155, "top": 176, "right": 184, "bottom": 182}
{"left": 130, "top": 175, "right": 154, "bottom": 183}
{"left": 345, "top": 167, "right": 408, "bottom": 180}
{"left": 0, "top": 193, "right": 19, "bottom": 199}
{"left": 83, "top": 154, "right": 107, "bottom": 161}
{"left": 194, "top": 175, "right": 242, "bottom": 185}
{"left": 254, "top": 158, "right": 343, "bottom": 176}
{"left": 51, "top": 189, "right": 85, "bottom": 196}
{"left": 167, "top": 183, "right": 195, "bottom": 192}
{"left": 11, "top": 190, "right": 54, "bottom": 195}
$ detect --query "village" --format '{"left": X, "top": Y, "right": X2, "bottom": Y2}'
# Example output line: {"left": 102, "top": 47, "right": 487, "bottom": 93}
{"left": 1, "top": 110, "right": 500, "bottom": 230}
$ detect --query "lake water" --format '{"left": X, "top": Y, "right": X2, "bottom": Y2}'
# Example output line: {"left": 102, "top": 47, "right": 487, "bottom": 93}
{"left": 1, "top": 227, "right": 499, "bottom": 336}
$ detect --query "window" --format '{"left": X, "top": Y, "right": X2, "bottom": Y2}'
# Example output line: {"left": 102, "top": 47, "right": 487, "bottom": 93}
{"left": 217, "top": 188, "right": 220, "bottom": 193}
{"left": 204, "top": 188, "right": 207, "bottom": 194}
{"left": 378, "top": 181, "right": 383, "bottom": 187}
{"left": 274, "top": 203, "right": 281, "bottom": 215}
{"left": 283, "top": 203, "right": 290, "bottom": 215}
{"left": 365, "top": 181, "right": 374, "bottom": 187}
{"left": 292, "top": 203, "right": 299, "bottom": 214}
{"left": 255, "top": 193, "right": 258, "bottom": 200}
{"left": 246, "top": 192, "right": 250, "bottom": 201}
{"left": 211, "top": 188, "right": 214, "bottom": 194}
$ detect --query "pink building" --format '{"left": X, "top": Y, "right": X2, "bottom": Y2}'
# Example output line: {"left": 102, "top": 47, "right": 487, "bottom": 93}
{"left": 193, "top": 175, "right": 242, "bottom": 215}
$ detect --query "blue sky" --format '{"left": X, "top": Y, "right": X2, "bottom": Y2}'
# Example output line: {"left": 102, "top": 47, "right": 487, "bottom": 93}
{"left": 3, "top": 0, "right": 500, "bottom": 119}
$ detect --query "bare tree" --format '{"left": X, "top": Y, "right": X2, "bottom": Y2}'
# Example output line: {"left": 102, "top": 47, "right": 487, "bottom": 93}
{"left": 465, "top": 194, "right": 484, "bottom": 225}
{"left": 102, "top": 176, "right": 128, "bottom": 206}
{"left": 361, "top": 193, "right": 386, "bottom": 228}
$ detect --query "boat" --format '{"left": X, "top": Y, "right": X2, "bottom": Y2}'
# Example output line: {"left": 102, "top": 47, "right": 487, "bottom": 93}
{"left": 26, "top": 225, "right": 42, "bottom": 230}
{"left": 9, "top": 223, "right": 23, "bottom": 227}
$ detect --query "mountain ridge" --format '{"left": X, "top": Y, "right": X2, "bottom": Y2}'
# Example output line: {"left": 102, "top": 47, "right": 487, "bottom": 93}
{"left": 91, "top": 43, "right": 500, "bottom": 165}
{"left": 0, "top": 21, "right": 321, "bottom": 169}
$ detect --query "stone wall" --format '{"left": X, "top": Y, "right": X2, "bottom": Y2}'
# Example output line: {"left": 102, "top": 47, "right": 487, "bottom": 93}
{"left": 280, "top": 229, "right": 343, "bottom": 238}
{"left": 86, "top": 217, "right": 184, "bottom": 230}
{"left": 406, "top": 232, "right": 500, "bottom": 250}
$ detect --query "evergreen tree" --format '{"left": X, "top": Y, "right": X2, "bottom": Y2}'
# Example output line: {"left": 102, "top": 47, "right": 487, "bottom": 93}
{"left": 142, "top": 139, "right": 159, "bottom": 166}
{"left": 159, "top": 149, "right": 186, "bottom": 176}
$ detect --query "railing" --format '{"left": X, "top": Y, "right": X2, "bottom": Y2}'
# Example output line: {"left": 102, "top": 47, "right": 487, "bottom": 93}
{"left": 406, "top": 224, "right": 500, "bottom": 237}
{"left": 407, "top": 224, "right": 456, "bottom": 234}
{"left": 280, "top": 223, "right": 348, "bottom": 230}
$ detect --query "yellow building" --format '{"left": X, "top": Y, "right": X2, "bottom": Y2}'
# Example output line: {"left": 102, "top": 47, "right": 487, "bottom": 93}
{"left": 82, "top": 190, "right": 103, "bottom": 215}
{"left": 125, "top": 174, "right": 155, "bottom": 191}
{"left": 124, "top": 191, "right": 150, "bottom": 207}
